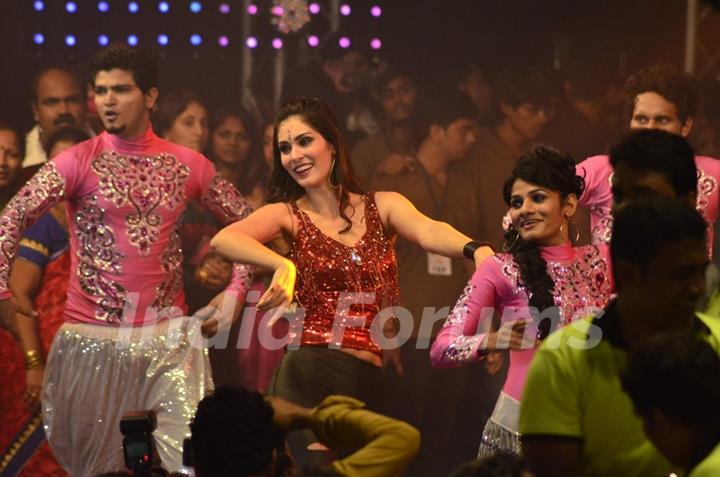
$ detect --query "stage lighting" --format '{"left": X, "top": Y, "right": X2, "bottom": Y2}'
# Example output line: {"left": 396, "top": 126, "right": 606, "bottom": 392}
{"left": 190, "top": 1, "right": 202, "bottom": 13}
{"left": 158, "top": 2, "right": 170, "bottom": 13}
{"left": 33, "top": 33, "right": 45, "bottom": 45}
{"left": 66, "top": 2, "right": 77, "bottom": 13}
{"left": 98, "top": 34, "right": 109, "bottom": 46}
{"left": 246, "top": 36, "right": 258, "bottom": 48}
{"left": 340, "top": 4, "right": 351, "bottom": 16}
{"left": 128, "top": 2, "right": 139, "bottom": 13}
{"left": 219, "top": 3, "right": 230, "bottom": 14}
{"left": 190, "top": 34, "right": 202, "bottom": 46}
{"left": 65, "top": 34, "right": 77, "bottom": 46}
{"left": 98, "top": 1, "right": 109, "bottom": 12}
{"left": 218, "top": 35, "right": 229, "bottom": 47}
{"left": 308, "top": 3, "right": 320, "bottom": 14}
{"left": 33, "top": 1, "right": 44, "bottom": 12}
{"left": 271, "top": 6, "right": 283, "bottom": 16}
{"left": 247, "top": 4, "right": 258, "bottom": 14}
{"left": 272, "top": 38, "right": 283, "bottom": 49}
{"left": 127, "top": 34, "right": 139, "bottom": 46}
{"left": 339, "top": 36, "right": 351, "bottom": 48}
{"left": 370, "top": 38, "right": 382, "bottom": 49}
{"left": 370, "top": 5, "right": 382, "bottom": 17}
{"left": 158, "top": 34, "right": 169, "bottom": 46}
{"left": 307, "top": 35, "right": 319, "bottom": 47}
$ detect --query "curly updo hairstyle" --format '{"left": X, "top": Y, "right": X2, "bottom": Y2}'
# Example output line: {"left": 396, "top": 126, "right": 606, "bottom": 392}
{"left": 501, "top": 147, "right": 585, "bottom": 339}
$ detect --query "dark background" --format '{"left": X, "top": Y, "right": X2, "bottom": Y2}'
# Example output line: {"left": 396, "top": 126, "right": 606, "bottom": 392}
{"left": 1, "top": 0, "right": 718, "bottom": 127}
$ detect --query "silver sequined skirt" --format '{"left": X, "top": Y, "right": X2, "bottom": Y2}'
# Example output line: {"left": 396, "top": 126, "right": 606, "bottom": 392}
{"left": 42, "top": 317, "right": 213, "bottom": 477}
{"left": 477, "top": 391, "right": 521, "bottom": 458}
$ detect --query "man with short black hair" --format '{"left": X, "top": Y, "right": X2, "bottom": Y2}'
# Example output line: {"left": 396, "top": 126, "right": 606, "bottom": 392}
{"left": 190, "top": 386, "right": 421, "bottom": 477}
{"left": 25, "top": 66, "right": 91, "bottom": 168}
{"left": 0, "top": 45, "right": 253, "bottom": 476}
{"left": 465, "top": 68, "right": 553, "bottom": 250}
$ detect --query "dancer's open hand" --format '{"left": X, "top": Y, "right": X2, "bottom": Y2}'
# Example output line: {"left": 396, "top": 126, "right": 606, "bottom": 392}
{"left": 257, "top": 259, "right": 296, "bottom": 312}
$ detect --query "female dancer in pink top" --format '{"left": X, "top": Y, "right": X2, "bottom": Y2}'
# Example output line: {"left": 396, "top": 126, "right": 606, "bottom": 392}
{"left": 431, "top": 147, "right": 613, "bottom": 457}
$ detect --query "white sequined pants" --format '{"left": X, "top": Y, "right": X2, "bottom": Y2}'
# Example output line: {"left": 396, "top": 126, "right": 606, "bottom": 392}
{"left": 42, "top": 317, "right": 213, "bottom": 477}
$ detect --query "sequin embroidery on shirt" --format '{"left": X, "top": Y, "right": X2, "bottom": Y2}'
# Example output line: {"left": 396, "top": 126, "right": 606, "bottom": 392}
{"left": 0, "top": 162, "right": 65, "bottom": 293}
{"left": 590, "top": 205, "right": 613, "bottom": 245}
{"left": 152, "top": 223, "right": 183, "bottom": 316}
{"left": 444, "top": 282, "right": 485, "bottom": 363}
{"left": 74, "top": 194, "right": 127, "bottom": 323}
{"left": 92, "top": 151, "right": 190, "bottom": 255}
{"left": 696, "top": 168, "right": 717, "bottom": 219}
{"left": 495, "top": 245, "right": 611, "bottom": 326}
{"left": 199, "top": 174, "right": 254, "bottom": 225}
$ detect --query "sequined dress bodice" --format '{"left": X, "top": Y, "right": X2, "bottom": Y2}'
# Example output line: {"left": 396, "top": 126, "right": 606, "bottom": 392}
{"left": 288, "top": 192, "right": 400, "bottom": 354}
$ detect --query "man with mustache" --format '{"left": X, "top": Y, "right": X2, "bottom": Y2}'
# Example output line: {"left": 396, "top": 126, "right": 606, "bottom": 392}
{"left": 23, "top": 66, "right": 91, "bottom": 168}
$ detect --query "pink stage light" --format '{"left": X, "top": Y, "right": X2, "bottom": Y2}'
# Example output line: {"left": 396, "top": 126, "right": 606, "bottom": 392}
{"left": 246, "top": 36, "right": 258, "bottom": 48}
{"left": 339, "top": 36, "right": 351, "bottom": 48}
{"left": 308, "top": 3, "right": 320, "bottom": 14}
{"left": 272, "top": 38, "right": 283, "bottom": 49}
{"left": 307, "top": 35, "right": 319, "bottom": 47}
{"left": 370, "top": 38, "right": 382, "bottom": 49}
{"left": 370, "top": 5, "right": 382, "bottom": 17}
{"left": 340, "top": 4, "right": 351, "bottom": 16}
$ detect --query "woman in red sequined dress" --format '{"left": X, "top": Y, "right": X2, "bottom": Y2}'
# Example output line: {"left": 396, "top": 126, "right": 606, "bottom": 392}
{"left": 212, "top": 97, "right": 493, "bottom": 461}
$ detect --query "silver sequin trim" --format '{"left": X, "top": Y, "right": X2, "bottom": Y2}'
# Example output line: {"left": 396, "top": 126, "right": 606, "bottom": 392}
{"left": 199, "top": 174, "right": 253, "bottom": 225}
{"left": 0, "top": 163, "right": 65, "bottom": 292}
{"left": 443, "top": 282, "right": 484, "bottom": 362}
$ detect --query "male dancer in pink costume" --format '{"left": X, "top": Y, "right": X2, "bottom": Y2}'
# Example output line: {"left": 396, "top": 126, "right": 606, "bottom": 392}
{"left": 0, "top": 45, "right": 252, "bottom": 476}
{"left": 578, "top": 64, "right": 719, "bottom": 257}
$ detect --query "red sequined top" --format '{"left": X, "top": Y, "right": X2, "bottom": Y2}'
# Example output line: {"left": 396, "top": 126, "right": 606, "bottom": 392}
{"left": 288, "top": 192, "right": 400, "bottom": 355}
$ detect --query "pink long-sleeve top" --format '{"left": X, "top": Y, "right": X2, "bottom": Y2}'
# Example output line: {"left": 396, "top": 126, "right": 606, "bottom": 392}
{"left": 577, "top": 154, "right": 720, "bottom": 257}
{"left": 430, "top": 244, "right": 612, "bottom": 401}
{"left": 0, "top": 128, "right": 253, "bottom": 326}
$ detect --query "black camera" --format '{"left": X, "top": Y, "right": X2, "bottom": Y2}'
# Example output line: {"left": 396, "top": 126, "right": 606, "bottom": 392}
{"left": 120, "top": 410, "right": 158, "bottom": 475}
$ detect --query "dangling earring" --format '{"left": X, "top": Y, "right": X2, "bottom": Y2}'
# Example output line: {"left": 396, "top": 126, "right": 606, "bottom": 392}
{"left": 569, "top": 218, "right": 580, "bottom": 243}
{"left": 328, "top": 157, "right": 341, "bottom": 189}
{"left": 503, "top": 229, "right": 520, "bottom": 252}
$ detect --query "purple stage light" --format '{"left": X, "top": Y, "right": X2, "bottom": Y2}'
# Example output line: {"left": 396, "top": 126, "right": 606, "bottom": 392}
{"left": 33, "top": 33, "right": 45, "bottom": 45}
{"left": 307, "top": 35, "right": 319, "bottom": 47}
{"left": 339, "top": 4, "right": 351, "bottom": 16}
{"left": 128, "top": 1, "right": 139, "bottom": 13}
{"left": 33, "top": 1, "right": 45, "bottom": 12}
{"left": 65, "top": 34, "right": 77, "bottom": 46}
{"left": 219, "top": 3, "right": 230, "bottom": 14}
{"left": 158, "top": 34, "right": 169, "bottom": 46}
{"left": 158, "top": 1, "right": 170, "bottom": 13}
{"left": 338, "top": 36, "right": 351, "bottom": 48}
{"left": 308, "top": 3, "right": 320, "bottom": 14}
{"left": 218, "top": 35, "right": 229, "bottom": 47}
{"left": 66, "top": 2, "right": 77, "bottom": 13}
{"left": 98, "top": 1, "right": 109, "bottom": 12}
{"left": 370, "top": 5, "right": 382, "bottom": 17}
{"left": 127, "top": 34, "right": 138, "bottom": 46}
{"left": 246, "top": 36, "right": 258, "bottom": 48}
{"left": 190, "top": 34, "right": 202, "bottom": 46}
{"left": 98, "top": 34, "right": 109, "bottom": 46}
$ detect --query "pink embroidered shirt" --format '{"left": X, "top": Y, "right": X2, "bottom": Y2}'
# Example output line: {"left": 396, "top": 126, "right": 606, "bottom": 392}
{"left": 577, "top": 154, "right": 720, "bottom": 256}
{"left": 0, "top": 128, "right": 253, "bottom": 326}
{"left": 430, "top": 244, "right": 612, "bottom": 400}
